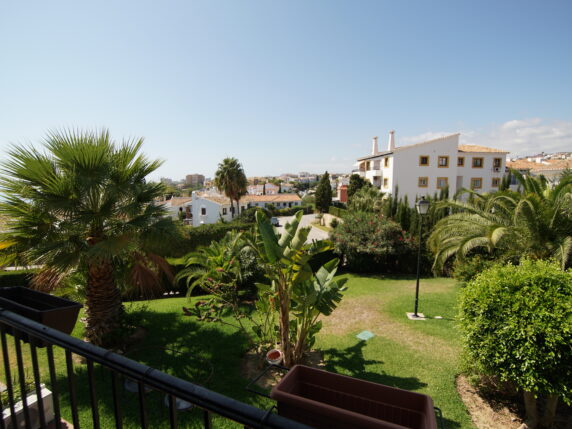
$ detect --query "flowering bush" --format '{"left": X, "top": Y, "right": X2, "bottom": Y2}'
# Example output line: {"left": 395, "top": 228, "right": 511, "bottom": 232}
{"left": 330, "top": 211, "right": 415, "bottom": 273}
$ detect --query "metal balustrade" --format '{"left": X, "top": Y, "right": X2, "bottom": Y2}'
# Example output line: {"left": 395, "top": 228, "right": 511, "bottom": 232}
{"left": 0, "top": 308, "right": 310, "bottom": 429}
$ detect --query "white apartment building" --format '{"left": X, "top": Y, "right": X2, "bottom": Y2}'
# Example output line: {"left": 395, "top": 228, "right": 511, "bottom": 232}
{"left": 356, "top": 132, "right": 509, "bottom": 204}
{"left": 191, "top": 192, "right": 302, "bottom": 226}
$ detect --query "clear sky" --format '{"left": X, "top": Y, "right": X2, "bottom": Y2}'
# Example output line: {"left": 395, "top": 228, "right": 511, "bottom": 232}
{"left": 1, "top": 1, "right": 571, "bottom": 180}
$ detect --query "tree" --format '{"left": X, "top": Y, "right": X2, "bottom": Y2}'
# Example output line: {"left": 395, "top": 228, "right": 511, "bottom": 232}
{"left": 429, "top": 172, "right": 572, "bottom": 271}
{"left": 330, "top": 211, "right": 414, "bottom": 273}
{"left": 347, "top": 173, "right": 371, "bottom": 200}
{"left": 0, "top": 129, "right": 174, "bottom": 346}
{"left": 214, "top": 157, "right": 247, "bottom": 218}
{"left": 314, "top": 171, "right": 332, "bottom": 213}
{"left": 347, "top": 186, "right": 384, "bottom": 213}
{"left": 460, "top": 260, "right": 572, "bottom": 428}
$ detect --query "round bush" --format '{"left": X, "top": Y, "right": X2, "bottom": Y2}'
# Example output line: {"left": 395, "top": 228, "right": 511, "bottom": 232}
{"left": 460, "top": 259, "right": 572, "bottom": 403}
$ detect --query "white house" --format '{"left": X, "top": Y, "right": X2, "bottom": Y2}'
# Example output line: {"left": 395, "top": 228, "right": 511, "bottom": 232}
{"left": 356, "top": 132, "right": 509, "bottom": 205}
{"left": 191, "top": 192, "right": 302, "bottom": 226}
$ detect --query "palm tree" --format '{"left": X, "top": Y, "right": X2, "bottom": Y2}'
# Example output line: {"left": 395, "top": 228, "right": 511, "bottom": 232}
{"left": 214, "top": 158, "right": 247, "bottom": 218}
{"left": 0, "top": 129, "right": 175, "bottom": 346}
{"left": 429, "top": 171, "right": 572, "bottom": 270}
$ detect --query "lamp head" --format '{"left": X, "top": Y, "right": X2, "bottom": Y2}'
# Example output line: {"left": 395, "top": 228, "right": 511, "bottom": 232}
{"left": 416, "top": 197, "right": 430, "bottom": 215}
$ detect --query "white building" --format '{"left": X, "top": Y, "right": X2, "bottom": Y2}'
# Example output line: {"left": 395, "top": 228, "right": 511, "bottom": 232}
{"left": 191, "top": 192, "right": 302, "bottom": 226}
{"left": 355, "top": 132, "right": 509, "bottom": 204}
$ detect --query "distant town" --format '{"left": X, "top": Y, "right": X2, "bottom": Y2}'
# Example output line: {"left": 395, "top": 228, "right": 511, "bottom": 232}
{"left": 156, "top": 131, "right": 572, "bottom": 226}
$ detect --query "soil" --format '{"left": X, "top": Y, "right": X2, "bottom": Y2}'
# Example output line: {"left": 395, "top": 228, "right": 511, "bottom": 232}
{"left": 241, "top": 349, "right": 325, "bottom": 390}
{"left": 456, "top": 375, "right": 523, "bottom": 429}
{"left": 456, "top": 376, "right": 572, "bottom": 429}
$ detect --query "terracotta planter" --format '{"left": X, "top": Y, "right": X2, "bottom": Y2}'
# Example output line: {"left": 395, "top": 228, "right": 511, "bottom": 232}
{"left": 0, "top": 287, "right": 82, "bottom": 335}
{"left": 270, "top": 365, "right": 438, "bottom": 429}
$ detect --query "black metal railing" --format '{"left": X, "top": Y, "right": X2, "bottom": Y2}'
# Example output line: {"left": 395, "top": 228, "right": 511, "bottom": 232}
{"left": 0, "top": 308, "right": 311, "bottom": 429}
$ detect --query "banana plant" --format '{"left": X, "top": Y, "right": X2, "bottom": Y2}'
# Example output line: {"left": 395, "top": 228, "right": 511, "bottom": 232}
{"left": 291, "top": 259, "right": 347, "bottom": 364}
{"left": 254, "top": 210, "right": 343, "bottom": 366}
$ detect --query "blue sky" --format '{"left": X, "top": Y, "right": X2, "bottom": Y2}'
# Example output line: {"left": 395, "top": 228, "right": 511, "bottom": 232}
{"left": 1, "top": 1, "right": 571, "bottom": 180}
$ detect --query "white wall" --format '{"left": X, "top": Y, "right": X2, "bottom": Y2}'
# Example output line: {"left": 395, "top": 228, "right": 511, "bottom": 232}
{"left": 391, "top": 135, "right": 459, "bottom": 204}
{"left": 191, "top": 194, "right": 233, "bottom": 226}
{"left": 456, "top": 151, "right": 505, "bottom": 194}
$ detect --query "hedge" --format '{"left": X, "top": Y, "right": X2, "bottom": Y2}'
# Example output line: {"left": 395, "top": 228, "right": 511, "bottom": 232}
{"left": 328, "top": 206, "right": 347, "bottom": 218}
{"left": 0, "top": 269, "right": 38, "bottom": 288}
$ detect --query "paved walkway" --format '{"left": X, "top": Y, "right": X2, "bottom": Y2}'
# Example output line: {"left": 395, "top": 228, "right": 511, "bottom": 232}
{"left": 275, "top": 214, "right": 329, "bottom": 242}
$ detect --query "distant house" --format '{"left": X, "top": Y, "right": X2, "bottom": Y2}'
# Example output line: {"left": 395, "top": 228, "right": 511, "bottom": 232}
{"left": 159, "top": 197, "right": 193, "bottom": 220}
{"left": 507, "top": 158, "right": 572, "bottom": 185}
{"left": 247, "top": 183, "right": 281, "bottom": 195}
{"left": 191, "top": 192, "right": 302, "bottom": 226}
{"left": 356, "top": 132, "right": 509, "bottom": 205}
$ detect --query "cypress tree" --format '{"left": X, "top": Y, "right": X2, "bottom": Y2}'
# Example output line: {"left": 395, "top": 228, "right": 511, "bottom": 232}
{"left": 315, "top": 171, "right": 333, "bottom": 213}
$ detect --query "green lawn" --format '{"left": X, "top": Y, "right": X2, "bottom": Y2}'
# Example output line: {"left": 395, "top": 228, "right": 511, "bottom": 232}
{"left": 1, "top": 276, "right": 473, "bottom": 428}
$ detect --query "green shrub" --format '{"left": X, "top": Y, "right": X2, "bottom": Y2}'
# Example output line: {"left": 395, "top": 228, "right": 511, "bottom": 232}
{"left": 330, "top": 211, "right": 415, "bottom": 273}
{"left": 275, "top": 206, "right": 312, "bottom": 216}
{"left": 330, "top": 218, "right": 339, "bottom": 229}
{"left": 460, "top": 259, "right": 572, "bottom": 405}
{"left": 237, "top": 207, "right": 270, "bottom": 224}
{"left": 452, "top": 255, "right": 499, "bottom": 282}
{"left": 0, "top": 269, "right": 38, "bottom": 288}
{"left": 328, "top": 206, "right": 347, "bottom": 218}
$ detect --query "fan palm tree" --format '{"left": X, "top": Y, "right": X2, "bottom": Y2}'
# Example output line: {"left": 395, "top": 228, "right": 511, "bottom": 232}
{"left": 429, "top": 171, "right": 572, "bottom": 270}
{"left": 0, "top": 129, "right": 175, "bottom": 346}
{"left": 214, "top": 157, "right": 247, "bottom": 217}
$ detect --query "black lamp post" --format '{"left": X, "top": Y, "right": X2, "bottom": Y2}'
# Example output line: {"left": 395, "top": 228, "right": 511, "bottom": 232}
{"left": 413, "top": 196, "right": 430, "bottom": 318}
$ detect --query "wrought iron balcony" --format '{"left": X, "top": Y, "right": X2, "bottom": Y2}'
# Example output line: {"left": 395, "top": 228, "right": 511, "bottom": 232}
{"left": 0, "top": 308, "right": 309, "bottom": 429}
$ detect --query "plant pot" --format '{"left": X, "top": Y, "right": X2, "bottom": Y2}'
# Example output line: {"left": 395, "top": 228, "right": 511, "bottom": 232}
{"left": 2, "top": 385, "right": 54, "bottom": 429}
{"left": 271, "top": 365, "right": 438, "bottom": 429}
{"left": 266, "top": 349, "right": 283, "bottom": 365}
{"left": 0, "top": 287, "right": 82, "bottom": 337}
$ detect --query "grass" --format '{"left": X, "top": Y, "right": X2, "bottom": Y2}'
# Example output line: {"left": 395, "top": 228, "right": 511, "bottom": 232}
{"left": 1, "top": 276, "right": 473, "bottom": 428}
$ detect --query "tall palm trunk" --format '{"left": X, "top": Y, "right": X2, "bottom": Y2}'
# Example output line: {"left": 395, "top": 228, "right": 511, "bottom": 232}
{"left": 85, "top": 259, "right": 124, "bottom": 347}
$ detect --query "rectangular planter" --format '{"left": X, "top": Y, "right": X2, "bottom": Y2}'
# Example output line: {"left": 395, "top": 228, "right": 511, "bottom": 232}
{"left": 2, "top": 385, "right": 55, "bottom": 429}
{"left": 0, "top": 287, "right": 82, "bottom": 335}
{"left": 270, "top": 365, "right": 438, "bottom": 429}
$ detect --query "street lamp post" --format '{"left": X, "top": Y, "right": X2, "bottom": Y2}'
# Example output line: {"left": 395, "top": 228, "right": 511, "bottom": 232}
{"left": 413, "top": 196, "right": 430, "bottom": 318}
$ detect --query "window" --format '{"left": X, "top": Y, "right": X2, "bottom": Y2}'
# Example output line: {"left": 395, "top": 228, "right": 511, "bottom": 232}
{"left": 201, "top": 207, "right": 206, "bottom": 215}
{"left": 436, "top": 177, "right": 448, "bottom": 189}
{"left": 492, "top": 178, "right": 500, "bottom": 187}
{"left": 471, "top": 178, "right": 483, "bottom": 189}
{"left": 419, "top": 156, "right": 429, "bottom": 166}
{"left": 383, "top": 178, "right": 389, "bottom": 187}
{"left": 222, "top": 208, "right": 227, "bottom": 215}
{"left": 493, "top": 158, "right": 502, "bottom": 168}
{"left": 458, "top": 157, "right": 465, "bottom": 167}
{"left": 472, "top": 157, "right": 484, "bottom": 168}
{"left": 418, "top": 177, "right": 428, "bottom": 187}
{"left": 438, "top": 156, "right": 449, "bottom": 168}
{"left": 384, "top": 157, "right": 389, "bottom": 167}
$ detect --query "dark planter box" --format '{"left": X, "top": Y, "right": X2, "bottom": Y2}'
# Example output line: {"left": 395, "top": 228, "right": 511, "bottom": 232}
{"left": 270, "top": 365, "right": 438, "bottom": 429}
{"left": 0, "top": 287, "right": 82, "bottom": 336}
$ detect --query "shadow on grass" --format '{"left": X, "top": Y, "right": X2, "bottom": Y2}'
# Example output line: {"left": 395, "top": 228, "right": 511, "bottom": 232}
{"left": 51, "top": 308, "right": 261, "bottom": 428}
{"left": 322, "top": 340, "right": 461, "bottom": 429}
{"left": 323, "top": 340, "right": 427, "bottom": 391}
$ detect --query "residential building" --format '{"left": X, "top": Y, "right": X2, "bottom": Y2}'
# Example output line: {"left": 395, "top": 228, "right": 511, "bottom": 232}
{"left": 247, "top": 183, "right": 281, "bottom": 195}
{"left": 185, "top": 174, "right": 205, "bottom": 187}
{"left": 158, "top": 197, "right": 193, "bottom": 218}
{"left": 356, "top": 132, "right": 509, "bottom": 205}
{"left": 507, "top": 158, "right": 572, "bottom": 185}
{"left": 191, "top": 192, "right": 302, "bottom": 226}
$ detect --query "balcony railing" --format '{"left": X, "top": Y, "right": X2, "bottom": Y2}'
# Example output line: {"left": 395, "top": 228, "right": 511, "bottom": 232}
{"left": 0, "top": 308, "right": 310, "bottom": 429}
